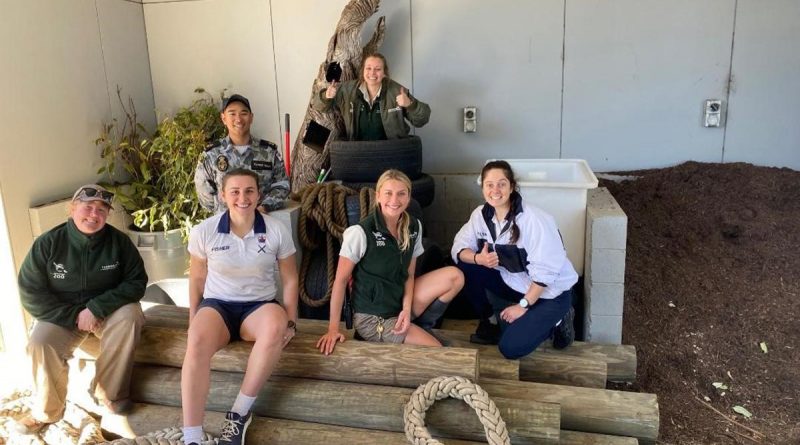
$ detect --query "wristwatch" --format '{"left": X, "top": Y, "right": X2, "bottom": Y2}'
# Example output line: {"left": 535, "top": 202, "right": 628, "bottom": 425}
{"left": 518, "top": 298, "right": 530, "bottom": 309}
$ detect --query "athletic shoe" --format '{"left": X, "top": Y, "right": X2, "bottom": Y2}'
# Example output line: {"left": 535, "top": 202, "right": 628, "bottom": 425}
{"left": 218, "top": 411, "right": 252, "bottom": 445}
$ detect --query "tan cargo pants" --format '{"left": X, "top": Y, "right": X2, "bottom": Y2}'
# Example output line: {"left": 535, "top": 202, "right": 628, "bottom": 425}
{"left": 26, "top": 303, "right": 144, "bottom": 422}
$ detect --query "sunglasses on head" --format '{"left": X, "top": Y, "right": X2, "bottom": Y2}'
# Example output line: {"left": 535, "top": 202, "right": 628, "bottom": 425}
{"left": 79, "top": 187, "right": 114, "bottom": 201}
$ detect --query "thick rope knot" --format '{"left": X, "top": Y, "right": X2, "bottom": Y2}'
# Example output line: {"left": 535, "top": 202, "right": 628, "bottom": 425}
{"left": 106, "top": 427, "right": 216, "bottom": 444}
{"left": 291, "top": 182, "right": 374, "bottom": 307}
{"left": 403, "top": 376, "right": 510, "bottom": 445}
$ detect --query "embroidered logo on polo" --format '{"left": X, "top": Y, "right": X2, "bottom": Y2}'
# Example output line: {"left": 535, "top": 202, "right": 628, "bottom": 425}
{"left": 257, "top": 234, "right": 267, "bottom": 253}
{"left": 52, "top": 262, "right": 68, "bottom": 279}
{"left": 372, "top": 231, "right": 387, "bottom": 247}
{"left": 211, "top": 245, "right": 231, "bottom": 252}
{"left": 101, "top": 261, "right": 120, "bottom": 271}
{"left": 216, "top": 155, "right": 229, "bottom": 172}
{"left": 251, "top": 159, "right": 272, "bottom": 170}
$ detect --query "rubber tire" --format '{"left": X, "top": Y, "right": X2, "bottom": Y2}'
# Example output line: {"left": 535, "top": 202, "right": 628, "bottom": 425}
{"left": 329, "top": 136, "right": 423, "bottom": 182}
{"left": 299, "top": 252, "right": 331, "bottom": 320}
{"left": 343, "top": 173, "right": 435, "bottom": 208}
{"left": 345, "top": 195, "right": 423, "bottom": 225}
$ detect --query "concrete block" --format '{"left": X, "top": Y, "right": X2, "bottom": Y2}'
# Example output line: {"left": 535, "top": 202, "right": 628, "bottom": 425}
{"left": 587, "top": 248, "right": 626, "bottom": 283}
{"left": 586, "top": 187, "right": 628, "bottom": 250}
{"left": 585, "top": 282, "right": 624, "bottom": 316}
{"left": 584, "top": 314, "right": 623, "bottom": 345}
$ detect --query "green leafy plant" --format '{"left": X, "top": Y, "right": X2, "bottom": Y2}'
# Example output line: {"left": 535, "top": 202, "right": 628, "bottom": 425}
{"left": 96, "top": 87, "right": 226, "bottom": 239}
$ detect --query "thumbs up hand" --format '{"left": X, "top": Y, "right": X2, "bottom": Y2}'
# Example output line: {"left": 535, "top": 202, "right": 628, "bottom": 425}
{"left": 325, "top": 81, "right": 339, "bottom": 99}
{"left": 396, "top": 87, "right": 413, "bottom": 108}
{"left": 476, "top": 243, "right": 500, "bottom": 269}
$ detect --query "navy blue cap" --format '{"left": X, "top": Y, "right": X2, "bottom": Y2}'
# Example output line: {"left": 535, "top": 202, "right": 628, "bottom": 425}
{"left": 222, "top": 94, "right": 251, "bottom": 112}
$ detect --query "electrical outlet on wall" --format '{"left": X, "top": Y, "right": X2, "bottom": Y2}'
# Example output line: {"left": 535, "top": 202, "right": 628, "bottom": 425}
{"left": 463, "top": 106, "right": 477, "bottom": 133}
{"left": 703, "top": 99, "right": 724, "bottom": 127}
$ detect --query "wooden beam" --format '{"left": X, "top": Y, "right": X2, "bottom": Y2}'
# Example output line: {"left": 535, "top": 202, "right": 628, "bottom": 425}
{"left": 437, "top": 328, "right": 636, "bottom": 382}
{"left": 106, "top": 403, "right": 637, "bottom": 445}
{"left": 445, "top": 336, "right": 607, "bottom": 388}
{"left": 132, "top": 305, "right": 518, "bottom": 381}
{"left": 481, "top": 378, "right": 658, "bottom": 442}
{"left": 130, "top": 366, "right": 561, "bottom": 444}
{"left": 83, "top": 325, "right": 478, "bottom": 389}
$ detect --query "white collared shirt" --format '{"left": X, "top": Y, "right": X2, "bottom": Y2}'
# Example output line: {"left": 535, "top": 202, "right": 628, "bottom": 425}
{"left": 188, "top": 211, "right": 296, "bottom": 302}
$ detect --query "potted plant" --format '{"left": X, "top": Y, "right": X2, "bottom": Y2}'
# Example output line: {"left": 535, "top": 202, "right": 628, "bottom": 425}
{"left": 95, "top": 88, "right": 225, "bottom": 284}
{"left": 96, "top": 87, "right": 225, "bottom": 240}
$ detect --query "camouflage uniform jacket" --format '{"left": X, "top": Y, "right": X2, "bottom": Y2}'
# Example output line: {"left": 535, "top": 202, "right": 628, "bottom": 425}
{"left": 194, "top": 135, "right": 289, "bottom": 213}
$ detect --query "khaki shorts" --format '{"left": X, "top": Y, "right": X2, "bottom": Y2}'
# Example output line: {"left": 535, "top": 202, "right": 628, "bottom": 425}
{"left": 353, "top": 313, "right": 406, "bottom": 344}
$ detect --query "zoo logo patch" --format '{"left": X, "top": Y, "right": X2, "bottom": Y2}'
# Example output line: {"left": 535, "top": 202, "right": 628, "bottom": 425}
{"left": 216, "top": 155, "right": 229, "bottom": 172}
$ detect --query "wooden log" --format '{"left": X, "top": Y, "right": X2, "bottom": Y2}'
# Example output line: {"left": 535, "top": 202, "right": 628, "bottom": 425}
{"left": 135, "top": 305, "right": 519, "bottom": 381}
{"left": 104, "top": 403, "right": 484, "bottom": 445}
{"left": 106, "top": 403, "right": 637, "bottom": 445}
{"left": 437, "top": 327, "right": 636, "bottom": 382}
{"left": 481, "top": 378, "right": 658, "bottom": 442}
{"left": 130, "top": 366, "right": 561, "bottom": 444}
{"left": 445, "top": 335, "right": 607, "bottom": 388}
{"left": 82, "top": 325, "right": 478, "bottom": 389}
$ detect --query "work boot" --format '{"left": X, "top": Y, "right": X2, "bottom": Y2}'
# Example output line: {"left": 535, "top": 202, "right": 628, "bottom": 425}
{"left": 218, "top": 411, "right": 253, "bottom": 445}
{"left": 553, "top": 307, "right": 575, "bottom": 350}
{"left": 469, "top": 318, "right": 501, "bottom": 345}
{"left": 414, "top": 299, "right": 451, "bottom": 345}
{"left": 14, "top": 414, "right": 50, "bottom": 435}
{"left": 101, "top": 398, "right": 134, "bottom": 415}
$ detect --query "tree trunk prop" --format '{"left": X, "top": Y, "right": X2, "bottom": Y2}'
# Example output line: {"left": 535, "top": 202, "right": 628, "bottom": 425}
{"left": 289, "top": 0, "right": 385, "bottom": 191}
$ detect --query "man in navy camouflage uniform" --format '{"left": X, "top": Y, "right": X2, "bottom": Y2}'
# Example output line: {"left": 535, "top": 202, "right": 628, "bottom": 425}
{"left": 195, "top": 94, "right": 289, "bottom": 213}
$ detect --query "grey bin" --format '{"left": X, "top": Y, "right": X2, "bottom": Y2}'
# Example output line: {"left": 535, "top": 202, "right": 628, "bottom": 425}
{"left": 126, "top": 227, "right": 189, "bottom": 285}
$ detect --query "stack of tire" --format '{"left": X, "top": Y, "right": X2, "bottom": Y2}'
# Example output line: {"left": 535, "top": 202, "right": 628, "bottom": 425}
{"left": 328, "top": 136, "right": 434, "bottom": 207}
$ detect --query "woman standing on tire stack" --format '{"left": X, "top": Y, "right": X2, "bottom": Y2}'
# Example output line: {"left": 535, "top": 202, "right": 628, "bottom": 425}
{"left": 313, "top": 53, "right": 430, "bottom": 141}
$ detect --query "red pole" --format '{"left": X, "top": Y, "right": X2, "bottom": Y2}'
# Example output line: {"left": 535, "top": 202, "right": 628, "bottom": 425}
{"left": 284, "top": 113, "right": 291, "bottom": 177}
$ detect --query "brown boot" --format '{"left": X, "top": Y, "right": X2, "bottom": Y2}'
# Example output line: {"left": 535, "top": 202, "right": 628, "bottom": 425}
{"left": 14, "top": 414, "right": 50, "bottom": 434}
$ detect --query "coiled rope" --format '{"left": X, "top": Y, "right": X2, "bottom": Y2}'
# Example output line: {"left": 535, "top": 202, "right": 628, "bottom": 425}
{"left": 292, "top": 183, "right": 374, "bottom": 307}
{"left": 105, "top": 427, "right": 215, "bottom": 445}
{"left": 403, "top": 376, "right": 510, "bottom": 445}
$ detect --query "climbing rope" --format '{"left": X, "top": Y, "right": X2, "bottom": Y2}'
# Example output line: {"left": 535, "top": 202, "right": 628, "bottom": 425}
{"left": 403, "top": 376, "right": 510, "bottom": 445}
{"left": 105, "top": 427, "right": 216, "bottom": 445}
{"left": 291, "top": 183, "right": 374, "bottom": 307}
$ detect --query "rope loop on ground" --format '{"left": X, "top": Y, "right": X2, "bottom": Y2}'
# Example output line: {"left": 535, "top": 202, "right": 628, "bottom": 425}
{"left": 106, "top": 427, "right": 216, "bottom": 445}
{"left": 403, "top": 376, "right": 510, "bottom": 445}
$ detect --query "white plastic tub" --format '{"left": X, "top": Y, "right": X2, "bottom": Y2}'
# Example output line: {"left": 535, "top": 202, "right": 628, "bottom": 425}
{"left": 481, "top": 159, "right": 598, "bottom": 274}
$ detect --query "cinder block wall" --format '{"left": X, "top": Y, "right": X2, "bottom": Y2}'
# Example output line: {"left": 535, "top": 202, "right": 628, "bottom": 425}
{"left": 583, "top": 188, "right": 628, "bottom": 344}
{"left": 422, "top": 175, "right": 484, "bottom": 251}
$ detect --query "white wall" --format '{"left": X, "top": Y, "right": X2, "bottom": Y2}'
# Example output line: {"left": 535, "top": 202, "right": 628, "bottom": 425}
{"left": 0, "top": 0, "right": 154, "bottom": 347}
{"left": 144, "top": 0, "right": 280, "bottom": 141}
{"left": 562, "top": 0, "right": 736, "bottom": 171}
{"left": 724, "top": 0, "right": 800, "bottom": 169}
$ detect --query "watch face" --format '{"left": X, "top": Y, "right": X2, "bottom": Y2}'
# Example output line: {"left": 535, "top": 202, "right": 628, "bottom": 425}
{"left": 519, "top": 298, "right": 529, "bottom": 308}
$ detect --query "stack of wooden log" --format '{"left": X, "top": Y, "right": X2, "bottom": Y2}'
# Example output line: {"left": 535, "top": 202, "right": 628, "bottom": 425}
{"left": 80, "top": 305, "right": 658, "bottom": 444}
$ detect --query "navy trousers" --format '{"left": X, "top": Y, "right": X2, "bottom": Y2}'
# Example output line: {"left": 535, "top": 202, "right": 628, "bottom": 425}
{"left": 457, "top": 261, "right": 572, "bottom": 359}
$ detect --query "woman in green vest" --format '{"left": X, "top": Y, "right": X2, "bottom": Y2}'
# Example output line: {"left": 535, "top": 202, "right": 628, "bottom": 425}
{"left": 317, "top": 170, "right": 463, "bottom": 354}
{"left": 313, "top": 53, "right": 431, "bottom": 141}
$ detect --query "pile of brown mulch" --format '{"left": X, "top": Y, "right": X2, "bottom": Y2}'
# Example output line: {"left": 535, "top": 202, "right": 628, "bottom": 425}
{"left": 602, "top": 161, "right": 800, "bottom": 444}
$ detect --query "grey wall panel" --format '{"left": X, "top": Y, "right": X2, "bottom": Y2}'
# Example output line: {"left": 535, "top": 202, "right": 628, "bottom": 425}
{"left": 724, "top": 1, "right": 800, "bottom": 170}
{"left": 411, "top": 0, "right": 565, "bottom": 174}
{"left": 97, "top": 0, "right": 156, "bottom": 132}
{"left": 144, "top": 0, "right": 280, "bottom": 142}
{"left": 562, "top": 0, "right": 736, "bottom": 172}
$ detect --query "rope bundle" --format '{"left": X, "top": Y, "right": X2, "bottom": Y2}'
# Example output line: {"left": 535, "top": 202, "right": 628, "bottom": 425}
{"left": 292, "top": 183, "right": 374, "bottom": 307}
{"left": 403, "top": 376, "right": 510, "bottom": 445}
{"left": 106, "top": 427, "right": 215, "bottom": 445}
